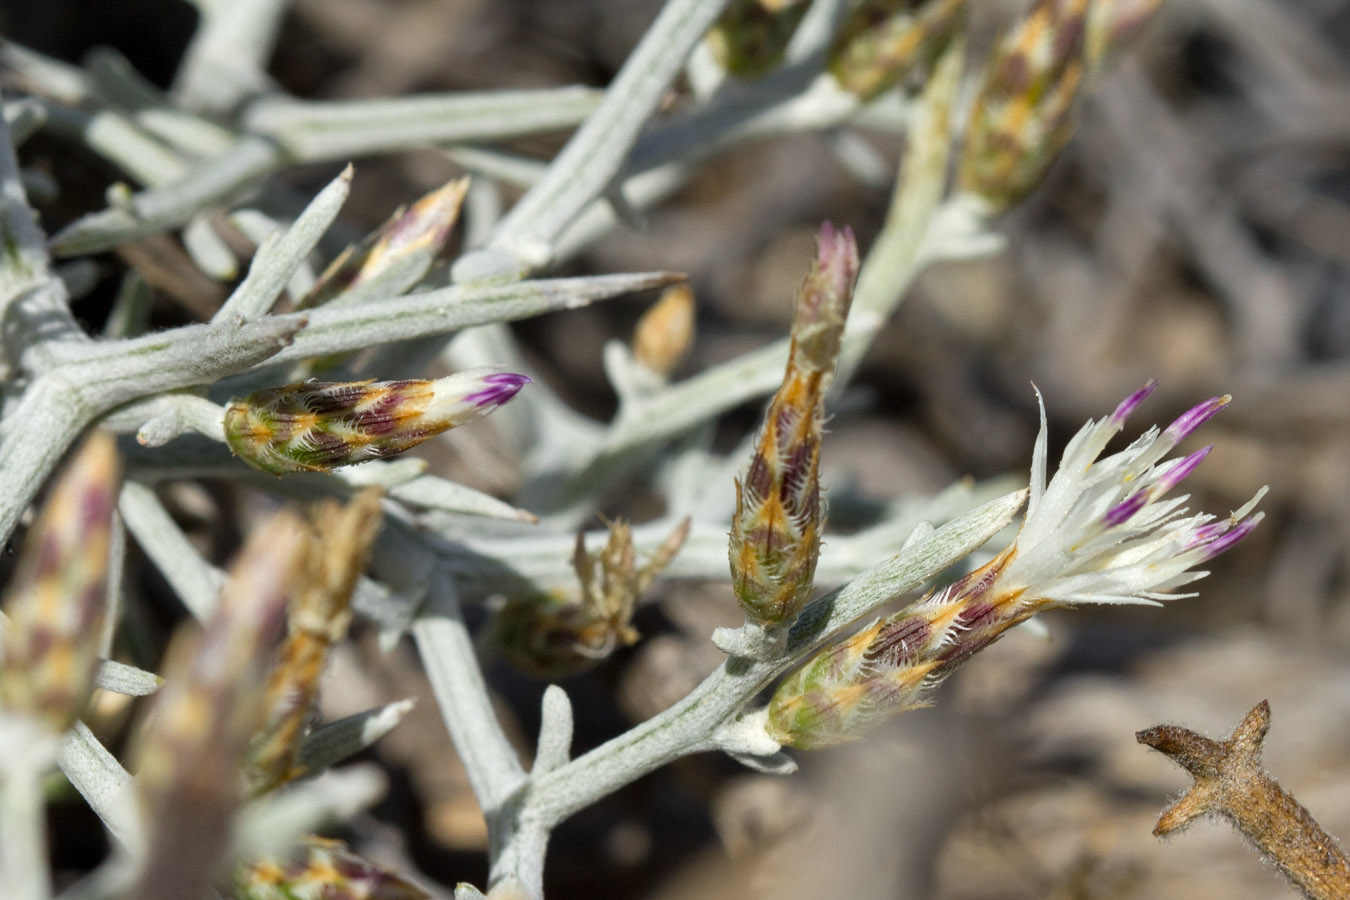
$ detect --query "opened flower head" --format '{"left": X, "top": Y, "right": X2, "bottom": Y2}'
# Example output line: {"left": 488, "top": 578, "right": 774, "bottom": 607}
{"left": 1003, "top": 379, "right": 1265, "bottom": 607}
{"left": 767, "top": 381, "right": 1266, "bottom": 748}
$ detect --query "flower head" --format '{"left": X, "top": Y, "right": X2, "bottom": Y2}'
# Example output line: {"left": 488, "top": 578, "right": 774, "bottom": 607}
{"left": 235, "top": 836, "right": 428, "bottom": 900}
{"left": 0, "top": 432, "right": 119, "bottom": 735}
{"left": 829, "top": 0, "right": 967, "bottom": 101}
{"left": 225, "top": 368, "right": 529, "bottom": 475}
{"left": 767, "top": 382, "right": 1265, "bottom": 748}
{"left": 729, "top": 223, "right": 859, "bottom": 625}
{"left": 958, "top": 0, "right": 1166, "bottom": 211}
{"left": 300, "top": 177, "right": 468, "bottom": 310}
{"left": 1005, "top": 382, "right": 1262, "bottom": 606}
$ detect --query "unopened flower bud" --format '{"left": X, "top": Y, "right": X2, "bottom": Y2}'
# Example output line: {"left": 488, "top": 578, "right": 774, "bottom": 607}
{"left": 300, "top": 178, "right": 468, "bottom": 310}
{"left": 633, "top": 283, "right": 696, "bottom": 376}
{"left": 707, "top": 0, "right": 809, "bottom": 79}
{"left": 225, "top": 368, "right": 529, "bottom": 475}
{"left": 234, "top": 836, "right": 428, "bottom": 900}
{"left": 247, "top": 488, "right": 384, "bottom": 794}
{"left": 0, "top": 432, "right": 119, "bottom": 734}
{"left": 729, "top": 223, "right": 859, "bottom": 625}
{"left": 829, "top": 0, "right": 966, "bottom": 101}
{"left": 1085, "top": 0, "right": 1163, "bottom": 76}
{"left": 958, "top": 0, "right": 1089, "bottom": 212}
{"left": 133, "top": 509, "right": 309, "bottom": 900}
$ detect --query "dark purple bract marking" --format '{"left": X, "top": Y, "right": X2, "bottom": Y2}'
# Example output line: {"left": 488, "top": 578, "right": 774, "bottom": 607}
{"left": 351, "top": 391, "right": 404, "bottom": 435}
{"left": 955, "top": 601, "right": 999, "bottom": 630}
{"left": 864, "top": 616, "right": 931, "bottom": 668}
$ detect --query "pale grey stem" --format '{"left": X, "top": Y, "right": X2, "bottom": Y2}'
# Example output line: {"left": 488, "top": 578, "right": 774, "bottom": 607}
{"left": 57, "top": 721, "right": 140, "bottom": 849}
{"left": 620, "top": 68, "right": 860, "bottom": 178}
{"left": 412, "top": 571, "right": 526, "bottom": 838}
{"left": 108, "top": 393, "right": 227, "bottom": 447}
{"left": 833, "top": 37, "right": 965, "bottom": 386}
{"left": 245, "top": 88, "right": 603, "bottom": 161}
{"left": 92, "top": 660, "right": 163, "bottom": 697}
{"left": 295, "top": 700, "right": 416, "bottom": 776}
{"left": 3, "top": 98, "right": 47, "bottom": 146}
{"left": 60, "top": 315, "right": 306, "bottom": 397}
{"left": 265, "top": 272, "right": 679, "bottom": 365}
{"left": 490, "top": 821, "right": 550, "bottom": 900}
{"left": 172, "top": 0, "right": 293, "bottom": 114}
{"left": 532, "top": 77, "right": 904, "bottom": 283}
{"left": 535, "top": 43, "right": 971, "bottom": 517}
{"left": 459, "top": 0, "right": 734, "bottom": 280}
{"left": 0, "top": 314, "right": 303, "bottom": 545}
{"left": 494, "top": 685, "right": 575, "bottom": 897}
{"left": 212, "top": 165, "right": 352, "bottom": 322}
{"left": 100, "top": 511, "right": 125, "bottom": 655}
{"left": 784, "top": 0, "right": 852, "bottom": 63}
{"left": 533, "top": 687, "right": 574, "bottom": 776}
{"left": 50, "top": 87, "right": 604, "bottom": 256}
{"left": 0, "top": 735, "right": 53, "bottom": 900}
{"left": 0, "top": 88, "right": 86, "bottom": 359}
{"left": 424, "top": 479, "right": 1013, "bottom": 604}
{"left": 536, "top": 337, "right": 787, "bottom": 515}
{"left": 28, "top": 100, "right": 189, "bottom": 188}
{"left": 118, "top": 480, "right": 224, "bottom": 621}
{"left": 48, "top": 135, "right": 277, "bottom": 256}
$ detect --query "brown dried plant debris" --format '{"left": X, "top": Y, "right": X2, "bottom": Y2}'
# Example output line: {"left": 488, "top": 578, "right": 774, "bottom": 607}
{"left": 1137, "top": 700, "right": 1350, "bottom": 900}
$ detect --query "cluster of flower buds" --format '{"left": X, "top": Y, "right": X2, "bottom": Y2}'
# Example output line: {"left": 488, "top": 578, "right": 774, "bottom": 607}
{"left": 299, "top": 177, "right": 468, "bottom": 310}
{"left": 959, "top": 0, "right": 1166, "bottom": 212}
{"left": 493, "top": 517, "right": 690, "bottom": 678}
{"left": 224, "top": 368, "right": 529, "bottom": 475}
{"left": 246, "top": 488, "right": 384, "bottom": 793}
{"left": 729, "top": 223, "right": 859, "bottom": 625}
{"left": 0, "top": 433, "right": 119, "bottom": 735}
{"left": 234, "top": 837, "right": 428, "bottom": 900}
{"left": 707, "top": 0, "right": 809, "bottom": 79}
{"left": 829, "top": 0, "right": 966, "bottom": 101}
{"left": 767, "top": 383, "right": 1264, "bottom": 748}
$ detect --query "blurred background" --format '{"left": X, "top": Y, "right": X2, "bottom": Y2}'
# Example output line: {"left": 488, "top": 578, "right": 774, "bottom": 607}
{"left": 4, "top": 0, "right": 1350, "bottom": 897}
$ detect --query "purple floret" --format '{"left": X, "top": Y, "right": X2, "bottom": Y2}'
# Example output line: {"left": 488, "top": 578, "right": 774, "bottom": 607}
{"left": 465, "top": 372, "right": 531, "bottom": 409}
{"left": 1164, "top": 395, "right": 1229, "bottom": 443}
{"left": 1155, "top": 445, "right": 1212, "bottom": 493}
{"left": 1103, "top": 490, "right": 1148, "bottom": 527}
{"left": 1200, "top": 515, "right": 1261, "bottom": 560}
{"left": 1109, "top": 379, "right": 1159, "bottom": 426}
